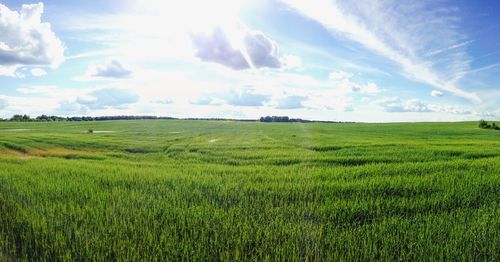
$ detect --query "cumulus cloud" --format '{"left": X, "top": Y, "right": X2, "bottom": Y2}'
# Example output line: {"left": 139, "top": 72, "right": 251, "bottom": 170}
{"left": 431, "top": 90, "right": 444, "bottom": 97}
{"left": 190, "top": 88, "right": 270, "bottom": 107}
{"left": 191, "top": 28, "right": 250, "bottom": 70}
{"left": 0, "top": 3, "right": 64, "bottom": 76}
{"left": 191, "top": 27, "right": 283, "bottom": 70}
{"left": 56, "top": 101, "right": 88, "bottom": 115}
{"left": 75, "top": 88, "right": 139, "bottom": 110}
{"left": 89, "top": 60, "right": 132, "bottom": 79}
{"left": 374, "top": 97, "right": 472, "bottom": 114}
{"left": 30, "top": 68, "right": 47, "bottom": 77}
{"left": 375, "top": 98, "right": 431, "bottom": 112}
{"left": 435, "top": 106, "right": 471, "bottom": 115}
{"left": 275, "top": 95, "right": 308, "bottom": 109}
{"left": 243, "top": 31, "right": 281, "bottom": 68}
{"left": 329, "top": 70, "right": 380, "bottom": 94}
{"left": 478, "top": 110, "right": 500, "bottom": 119}
{"left": 224, "top": 88, "right": 271, "bottom": 106}
{"left": 190, "top": 96, "right": 220, "bottom": 106}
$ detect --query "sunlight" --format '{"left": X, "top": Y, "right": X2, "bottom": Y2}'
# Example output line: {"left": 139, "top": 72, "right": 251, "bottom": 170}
{"left": 132, "top": 0, "right": 250, "bottom": 31}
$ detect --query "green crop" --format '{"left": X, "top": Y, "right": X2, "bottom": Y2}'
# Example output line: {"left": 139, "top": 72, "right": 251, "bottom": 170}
{"left": 0, "top": 120, "right": 499, "bottom": 261}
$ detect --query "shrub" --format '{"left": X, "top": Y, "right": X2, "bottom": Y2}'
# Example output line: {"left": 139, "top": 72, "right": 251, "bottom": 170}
{"left": 479, "top": 120, "right": 500, "bottom": 130}
{"left": 87, "top": 129, "right": 94, "bottom": 134}
{"left": 479, "top": 119, "right": 490, "bottom": 129}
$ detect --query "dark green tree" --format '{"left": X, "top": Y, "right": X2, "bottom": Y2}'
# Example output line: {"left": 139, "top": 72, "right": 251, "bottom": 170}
{"left": 479, "top": 119, "right": 490, "bottom": 129}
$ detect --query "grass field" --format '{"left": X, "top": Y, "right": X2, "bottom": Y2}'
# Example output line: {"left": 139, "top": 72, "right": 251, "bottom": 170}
{"left": 0, "top": 120, "right": 499, "bottom": 260}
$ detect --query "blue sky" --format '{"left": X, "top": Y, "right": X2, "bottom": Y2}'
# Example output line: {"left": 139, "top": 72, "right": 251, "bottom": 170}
{"left": 0, "top": 0, "right": 499, "bottom": 122}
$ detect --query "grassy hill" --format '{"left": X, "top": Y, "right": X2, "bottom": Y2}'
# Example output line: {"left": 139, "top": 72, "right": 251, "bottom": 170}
{"left": 0, "top": 120, "right": 499, "bottom": 260}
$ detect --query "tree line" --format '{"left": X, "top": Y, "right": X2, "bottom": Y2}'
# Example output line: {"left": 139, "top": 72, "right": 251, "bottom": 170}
{"left": 259, "top": 116, "right": 346, "bottom": 123}
{"left": 0, "top": 115, "right": 255, "bottom": 122}
{"left": 1, "top": 115, "right": 176, "bottom": 122}
{"left": 0, "top": 114, "right": 350, "bottom": 123}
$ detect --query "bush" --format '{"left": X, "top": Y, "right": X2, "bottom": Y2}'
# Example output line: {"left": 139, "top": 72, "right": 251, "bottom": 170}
{"left": 479, "top": 119, "right": 490, "bottom": 129}
{"left": 479, "top": 120, "right": 499, "bottom": 130}
{"left": 87, "top": 129, "right": 94, "bottom": 134}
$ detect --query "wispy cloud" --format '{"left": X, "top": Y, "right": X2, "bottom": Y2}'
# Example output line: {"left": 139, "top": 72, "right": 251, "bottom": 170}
{"left": 453, "top": 63, "right": 500, "bottom": 79}
{"left": 425, "top": 40, "right": 474, "bottom": 57}
{"left": 280, "top": 0, "right": 479, "bottom": 102}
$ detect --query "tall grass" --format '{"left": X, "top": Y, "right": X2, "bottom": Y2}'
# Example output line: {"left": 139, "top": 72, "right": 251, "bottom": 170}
{"left": 0, "top": 121, "right": 499, "bottom": 260}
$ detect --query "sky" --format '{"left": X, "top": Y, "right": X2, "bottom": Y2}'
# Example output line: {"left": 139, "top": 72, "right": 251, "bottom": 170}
{"left": 0, "top": 0, "right": 499, "bottom": 122}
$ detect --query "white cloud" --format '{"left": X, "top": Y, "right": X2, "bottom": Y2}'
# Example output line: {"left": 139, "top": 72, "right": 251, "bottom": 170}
{"left": 275, "top": 95, "right": 308, "bottom": 109}
{"left": 431, "top": 90, "right": 444, "bottom": 97}
{"left": 435, "top": 105, "right": 471, "bottom": 115}
{"left": 0, "top": 3, "right": 64, "bottom": 76}
{"left": 223, "top": 88, "right": 271, "bottom": 106}
{"left": 191, "top": 27, "right": 283, "bottom": 70}
{"left": 56, "top": 101, "right": 88, "bottom": 115}
{"left": 74, "top": 88, "right": 139, "bottom": 110}
{"left": 189, "top": 87, "right": 272, "bottom": 107}
{"left": 154, "top": 98, "right": 174, "bottom": 105}
{"left": 329, "top": 71, "right": 353, "bottom": 81}
{"left": 329, "top": 70, "right": 380, "bottom": 94}
{"left": 0, "top": 95, "right": 61, "bottom": 118}
{"left": 191, "top": 27, "right": 250, "bottom": 70}
{"left": 280, "top": 0, "right": 479, "bottom": 102}
{"left": 374, "top": 97, "right": 472, "bottom": 114}
{"left": 17, "top": 85, "right": 59, "bottom": 95}
{"left": 280, "top": 54, "right": 302, "bottom": 71}
{"left": 374, "top": 97, "right": 431, "bottom": 112}
{"left": 343, "top": 105, "right": 354, "bottom": 112}
{"left": 243, "top": 30, "right": 281, "bottom": 68}
{"left": 362, "top": 82, "right": 380, "bottom": 94}
{"left": 16, "top": 85, "right": 85, "bottom": 102}
{"left": 479, "top": 110, "right": 500, "bottom": 120}
{"left": 30, "top": 68, "right": 47, "bottom": 77}
{"left": 0, "top": 97, "right": 8, "bottom": 109}
{"left": 190, "top": 96, "right": 220, "bottom": 106}
{"left": 425, "top": 40, "right": 474, "bottom": 57}
{"left": 88, "top": 60, "right": 132, "bottom": 79}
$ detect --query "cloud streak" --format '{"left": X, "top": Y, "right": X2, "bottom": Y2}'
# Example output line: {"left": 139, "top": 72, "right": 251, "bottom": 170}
{"left": 280, "top": 0, "right": 479, "bottom": 102}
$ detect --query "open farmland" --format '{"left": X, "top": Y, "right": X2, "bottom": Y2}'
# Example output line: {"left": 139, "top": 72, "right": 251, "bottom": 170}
{"left": 0, "top": 120, "right": 499, "bottom": 260}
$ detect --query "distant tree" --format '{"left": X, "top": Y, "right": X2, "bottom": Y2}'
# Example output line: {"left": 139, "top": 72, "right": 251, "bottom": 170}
{"left": 36, "top": 114, "right": 48, "bottom": 121}
{"left": 10, "top": 115, "right": 26, "bottom": 121}
{"left": 479, "top": 119, "right": 490, "bottom": 129}
{"left": 260, "top": 116, "right": 302, "bottom": 123}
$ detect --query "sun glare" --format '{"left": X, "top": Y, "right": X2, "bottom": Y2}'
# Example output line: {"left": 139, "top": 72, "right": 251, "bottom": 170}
{"left": 132, "top": 0, "right": 250, "bottom": 31}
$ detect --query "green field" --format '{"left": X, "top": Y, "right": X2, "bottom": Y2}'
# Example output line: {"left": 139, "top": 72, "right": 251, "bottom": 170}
{"left": 0, "top": 120, "right": 499, "bottom": 260}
